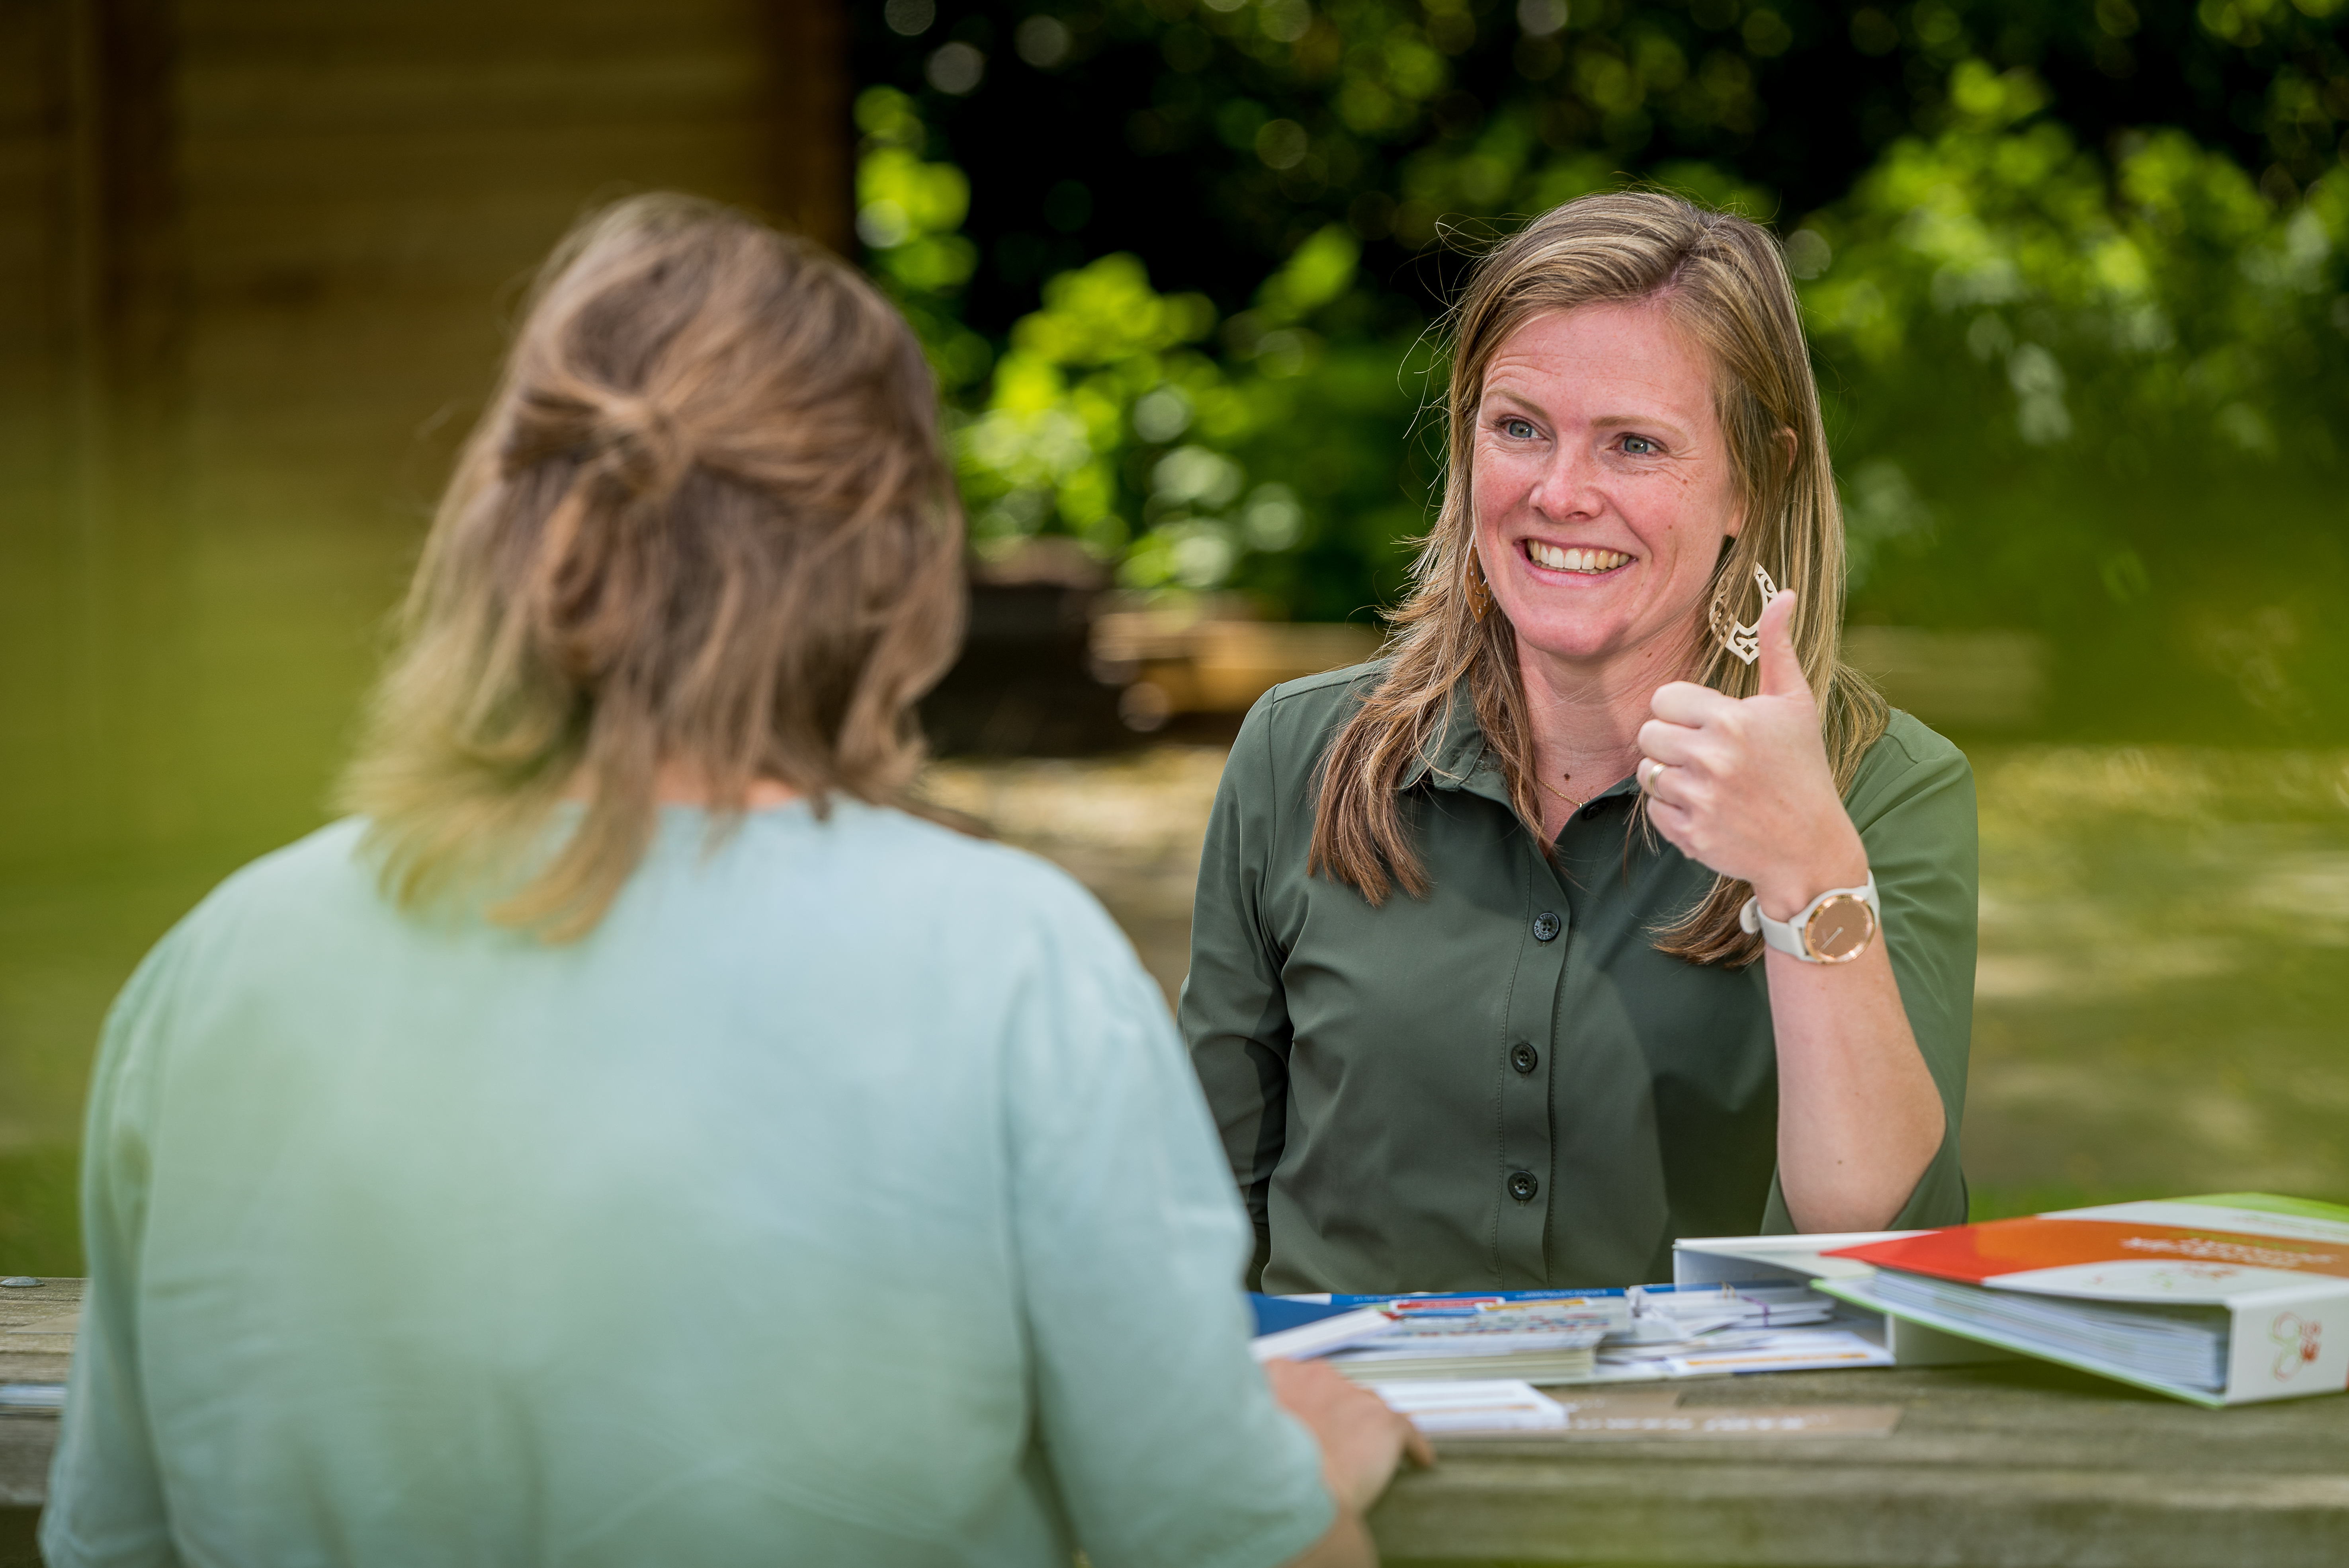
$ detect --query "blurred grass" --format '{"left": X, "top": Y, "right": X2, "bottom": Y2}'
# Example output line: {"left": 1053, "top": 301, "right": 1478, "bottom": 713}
{"left": 5, "top": 740, "right": 2347, "bottom": 1276}
{"left": 1961, "top": 744, "right": 2349, "bottom": 1220}
{"left": 0, "top": 1146, "right": 80, "bottom": 1278}
{"left": 0, "top": 847, "right": 245, "bottom": 1277}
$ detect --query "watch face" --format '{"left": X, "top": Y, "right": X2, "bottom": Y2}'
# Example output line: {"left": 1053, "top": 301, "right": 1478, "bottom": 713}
{"left": 1802, "top": 894, "right": 1876, "bottom": 963}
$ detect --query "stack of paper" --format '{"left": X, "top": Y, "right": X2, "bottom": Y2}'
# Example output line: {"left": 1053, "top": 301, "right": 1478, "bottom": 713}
{"left": 1317, "top": 1295, "right": 1614, "bottom": 1383}
{"left": 1246, "top": 1300, "right": 1401, "bottom": 1363}
{"left": 1288, "top": 1288, "right": 1632, "bottom": 1336}
{"left": 1366, "top": 1379, "right": 1570, "bottom": 1433}
{"left": 1329, "top": 1325, "right": 1606, "bottom": 1382}
{"left": 1594, "top": 1327, "right": 1894, "bottom": 1380}
{"left": 1618, "top": 1282, "right": 1838, "bottom": 1343}
{"left": 1249, "top": 1283, "right": 1894, "bottom": 1385}
{"left": 1866, "top": 1271, "right": 2226, "bottom": 1390}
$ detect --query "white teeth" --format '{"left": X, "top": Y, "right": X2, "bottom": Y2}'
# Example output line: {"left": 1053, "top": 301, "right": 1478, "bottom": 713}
{"left": 1526, "top": 542, "right": 1628, "bottom": 573}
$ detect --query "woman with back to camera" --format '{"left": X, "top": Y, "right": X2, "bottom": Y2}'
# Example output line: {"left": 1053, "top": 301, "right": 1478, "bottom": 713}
{"left": 1183, "top": 192, "right": 1978, "bottom": 1295}
{"left": 41, "top": 194, "right": 1425, "bottom": 1568}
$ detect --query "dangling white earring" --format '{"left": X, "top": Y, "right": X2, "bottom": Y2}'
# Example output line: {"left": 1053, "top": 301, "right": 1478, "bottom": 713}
{"left": 1710, "top": 564, "right": 1780, "bottom": 665}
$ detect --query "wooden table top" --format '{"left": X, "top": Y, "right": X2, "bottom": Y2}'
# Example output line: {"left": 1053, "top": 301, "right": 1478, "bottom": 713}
{"left": 1377, "top": 1359, "right": 2349, "bottom": 1566}
{"left": 8, "top": 1278, "right": 2348, "bottom": 1564}
{"left": 0, "top": 1276, "right": 77, "bottom": 1511}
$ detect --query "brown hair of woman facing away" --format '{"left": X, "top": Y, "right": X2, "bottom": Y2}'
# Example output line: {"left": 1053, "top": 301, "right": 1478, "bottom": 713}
{"left": 1309, "top": 189, "right": 1888, "bottom": 965}
{"left": 340, "top": 193, "right": 965, "bottom": 939}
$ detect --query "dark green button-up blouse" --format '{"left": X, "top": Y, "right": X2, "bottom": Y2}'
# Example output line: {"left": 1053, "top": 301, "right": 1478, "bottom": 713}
{"left": 1178, "top": 664, "right": 1978, "bottom": 1295}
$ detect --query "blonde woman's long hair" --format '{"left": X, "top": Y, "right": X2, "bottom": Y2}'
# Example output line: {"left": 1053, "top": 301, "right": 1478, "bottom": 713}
{"left": 1310, "top": 191, "right": 1887, "bottom": 966}
{"left": 340, "top": 193, "right": 965, "bottom": 939}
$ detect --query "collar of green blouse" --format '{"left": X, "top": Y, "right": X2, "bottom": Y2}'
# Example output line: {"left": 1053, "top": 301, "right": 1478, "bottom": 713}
{"left": 1392, "top": 685, "right": 1640, "bottom": 815}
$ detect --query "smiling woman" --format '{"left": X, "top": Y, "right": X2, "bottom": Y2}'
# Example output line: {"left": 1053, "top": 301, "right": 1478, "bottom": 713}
{"left": 1182, "top": 192, "right": 1977, "bottom": 1293}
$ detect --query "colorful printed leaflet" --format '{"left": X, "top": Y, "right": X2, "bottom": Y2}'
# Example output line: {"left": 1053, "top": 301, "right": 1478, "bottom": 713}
{"left": 1321, "top": 1295, "right": 1612, "bottom": 1384}
{"left": 1821, "top": 1193, "right": 2349, "bottom": 1407}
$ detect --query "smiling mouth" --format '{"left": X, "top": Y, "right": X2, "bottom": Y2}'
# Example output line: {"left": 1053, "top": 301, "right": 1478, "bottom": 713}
{"left": 1524, "top": 541, "right": 1632, "bottom": 575}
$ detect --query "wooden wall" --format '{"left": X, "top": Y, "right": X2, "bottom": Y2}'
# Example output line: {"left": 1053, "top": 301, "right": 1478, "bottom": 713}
{"left": 0, "top": 0, "right": 849, "bottom": 869}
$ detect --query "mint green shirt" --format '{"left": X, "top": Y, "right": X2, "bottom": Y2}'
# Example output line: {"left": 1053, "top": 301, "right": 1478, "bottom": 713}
{"left": 44, "top": 803, "right": 1331, "bottom": 1568}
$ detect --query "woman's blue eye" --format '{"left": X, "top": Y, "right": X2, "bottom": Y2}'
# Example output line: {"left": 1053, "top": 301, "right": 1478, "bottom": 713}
{"left": 1622, "top": 435, "right": 1658, "bottom": 455}
{"left": 1504, "top": 418, "right": 1536, "bottom": 439}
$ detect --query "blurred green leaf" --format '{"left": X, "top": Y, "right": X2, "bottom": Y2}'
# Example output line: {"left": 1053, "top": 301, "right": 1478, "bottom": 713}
{"left": 856, "top": 6, "right": 2349, "bottom": 733}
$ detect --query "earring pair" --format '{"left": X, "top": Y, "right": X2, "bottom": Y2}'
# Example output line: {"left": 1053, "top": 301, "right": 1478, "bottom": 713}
{"left": 1710, "top": 564, "right": 1780, "bottom": 665}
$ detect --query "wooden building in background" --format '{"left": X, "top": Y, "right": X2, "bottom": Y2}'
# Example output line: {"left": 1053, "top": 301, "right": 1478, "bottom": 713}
{"left": 0, "top": 0, "right": 848, "bottom": 869}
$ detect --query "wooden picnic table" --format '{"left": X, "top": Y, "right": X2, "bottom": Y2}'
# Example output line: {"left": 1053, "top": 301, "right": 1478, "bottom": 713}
{"left": 1376, "top": 1358, "right": 2349, "bottom": 1566}
{"left": 7, "top": 1277, "right": 2348, "bottom": 1565}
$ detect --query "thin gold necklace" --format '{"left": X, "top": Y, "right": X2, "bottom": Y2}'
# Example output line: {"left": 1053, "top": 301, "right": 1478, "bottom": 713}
{"left": 1538, "top": 773, "right": 1587, "bottom": 812}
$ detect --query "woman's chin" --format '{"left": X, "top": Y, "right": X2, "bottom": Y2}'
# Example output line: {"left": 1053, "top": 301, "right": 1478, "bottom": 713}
{"left": 1506, "top": 618, "right": 1640, "bottom": 668}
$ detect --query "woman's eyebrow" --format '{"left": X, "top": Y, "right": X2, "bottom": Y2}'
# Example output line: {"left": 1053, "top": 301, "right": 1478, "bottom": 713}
{"left": 1589, "top": 411, "right": 1692, "bottom": 438}
{"left": 1479, "top": 381, "right": 1548, "bottom": 416}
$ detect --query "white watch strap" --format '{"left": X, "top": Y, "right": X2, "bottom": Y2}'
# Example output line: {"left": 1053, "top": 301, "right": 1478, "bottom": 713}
{"left": 1739, "top": 872, "right": 1879, "bottom": 962}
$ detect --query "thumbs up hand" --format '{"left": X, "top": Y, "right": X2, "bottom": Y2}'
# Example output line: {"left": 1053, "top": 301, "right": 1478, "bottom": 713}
{"left": 1637, "top": 591, "right": 1868, "bottom": 922}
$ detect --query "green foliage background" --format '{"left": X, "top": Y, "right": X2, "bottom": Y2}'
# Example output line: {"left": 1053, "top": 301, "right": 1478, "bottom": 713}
{"left": 856, "top": 0, "right": 2349, "bottom": 740}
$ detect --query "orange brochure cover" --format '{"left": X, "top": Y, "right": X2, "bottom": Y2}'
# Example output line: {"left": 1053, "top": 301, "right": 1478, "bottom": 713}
{"left": 1827, "top": 1214, "right": 2349, "bottom": 1297}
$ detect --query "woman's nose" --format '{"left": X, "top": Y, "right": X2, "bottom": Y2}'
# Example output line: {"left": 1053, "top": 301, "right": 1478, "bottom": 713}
{"left": 1527, "top": 444, "right": 1600, "bottom": 519}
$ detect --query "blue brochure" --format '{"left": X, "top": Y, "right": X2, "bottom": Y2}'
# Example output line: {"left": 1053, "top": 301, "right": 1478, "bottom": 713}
{"left": 1248, "top": 1294, "right": 1367, "bottom": 1338}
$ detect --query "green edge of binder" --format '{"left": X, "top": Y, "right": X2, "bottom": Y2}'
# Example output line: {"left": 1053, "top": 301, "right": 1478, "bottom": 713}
{"left": 2172, "top": 1192, "right": 2349, "bottom": 1224}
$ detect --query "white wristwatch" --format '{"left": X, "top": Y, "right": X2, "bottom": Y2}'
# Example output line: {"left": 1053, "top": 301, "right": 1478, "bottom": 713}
{"left": 1739, "top": 873, "right": 1880, "bottom": 964}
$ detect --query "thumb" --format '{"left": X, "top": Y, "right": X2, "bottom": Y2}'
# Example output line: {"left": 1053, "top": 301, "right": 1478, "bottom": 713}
{"left": 1755, "top": 589, "right": 1811, "bottom": 701}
